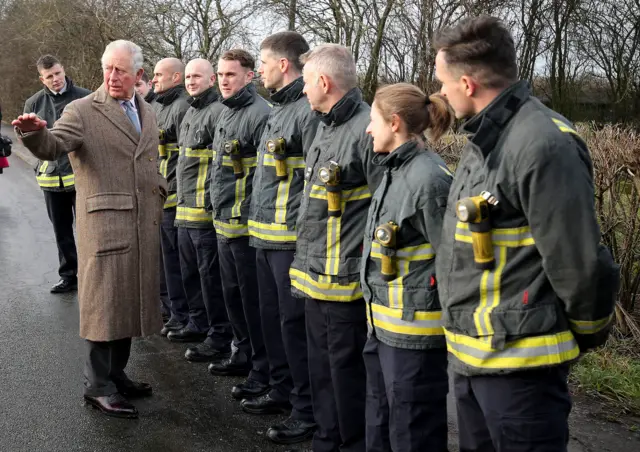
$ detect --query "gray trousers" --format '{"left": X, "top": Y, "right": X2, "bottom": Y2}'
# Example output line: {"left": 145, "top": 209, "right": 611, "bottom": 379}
{"left": 83, "top": 338, "right": 132, "bottom": 397}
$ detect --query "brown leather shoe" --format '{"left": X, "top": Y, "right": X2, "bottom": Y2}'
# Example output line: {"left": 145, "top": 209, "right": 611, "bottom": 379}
{"left": 83, "top": 393, "right": 138, "bottom": 419}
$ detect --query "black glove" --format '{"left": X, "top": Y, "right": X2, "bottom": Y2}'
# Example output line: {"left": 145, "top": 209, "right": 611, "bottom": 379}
{"left": 0, "top": 134, "right": 12, "bottom": 157}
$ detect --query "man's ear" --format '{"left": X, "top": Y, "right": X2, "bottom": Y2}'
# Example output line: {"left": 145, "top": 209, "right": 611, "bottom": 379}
{"left": 135, "top": 68, "right": 144, "bottom": 83}
{"left": 461, "top": 75, "right": 477, "bottom": 97}
{"left": 319, "top": 74, "right": 330, "bottom": 94}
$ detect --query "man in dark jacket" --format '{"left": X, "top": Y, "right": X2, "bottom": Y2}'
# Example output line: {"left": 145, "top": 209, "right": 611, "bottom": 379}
{"left": 24, "top": 55, "right": 91, "bottom": 293}
{"left": 243, "top": 32, "right": 319, "bottom": 445}
{"left": 149, "top": 58, "right": 191, "bottom": 334}
{"left": 170, "top": 58, "right": 233, "bottom": 363}
{"left": 434, "top": 16, "right": 619, "bottom": 452}
{"left": 291, "top": 44, "right": 384, "bottom": 452}
{"left": 206, "top": 50, "right": 272, "bottom": 403}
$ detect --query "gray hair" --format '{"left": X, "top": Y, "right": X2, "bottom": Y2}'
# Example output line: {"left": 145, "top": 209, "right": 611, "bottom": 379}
{"left": 301, "top": 44, "right": 357, "bottom": 92}
{"left": 101, "top": 40, "right": 144, "bottom": 72}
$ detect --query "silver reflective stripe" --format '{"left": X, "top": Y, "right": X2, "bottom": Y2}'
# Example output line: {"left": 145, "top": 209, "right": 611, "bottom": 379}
{"left": 447, "top": 334, "right": 578, "bottom": 360}
{"left": 372, "top": 311, "right": 442, "bottom": 331}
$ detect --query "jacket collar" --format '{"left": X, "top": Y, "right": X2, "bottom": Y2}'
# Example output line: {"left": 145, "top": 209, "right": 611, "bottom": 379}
{"left": 372, "top": 140, "right": 421, "bottom": 168}
{"left": 461, "top": 80, "right": 530, "bottom": 157}
{"left": 317, "top": 88, "right": 362, "bottom": 126}
{"left": 144, "top": 90, "right": 157, "bottom": 103}
{"left": 189, "top": 87, "right": 219, "bottom": 109}
{"left": 155, "top": 84, "right": 186, "bottom": 105}
{"left": 44, "top": 76, "right": 74, "bottom": 97}
{"left": 221, "top": 83, "right": 256, "bottom": 110}
{"left": 270, "top": 77, "right": 304, "bottom": 105}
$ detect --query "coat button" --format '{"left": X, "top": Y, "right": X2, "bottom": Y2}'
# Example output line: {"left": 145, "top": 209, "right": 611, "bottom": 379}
{"left": 154, "top": 220, "right": 158, "bottom": 225}
{"left": 149, "top": 157, "right": 153, "bottom": 161}
{"left": 152, "top": 189, "right": 157, "bottom": 194}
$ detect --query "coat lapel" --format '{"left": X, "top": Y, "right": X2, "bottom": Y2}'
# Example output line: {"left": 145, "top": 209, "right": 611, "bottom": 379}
{"left": 92, "top": 84, "right": 140, "bottom": 146}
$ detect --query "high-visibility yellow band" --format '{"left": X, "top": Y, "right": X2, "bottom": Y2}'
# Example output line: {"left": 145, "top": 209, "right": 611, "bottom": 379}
{"left": 263, "top": 154, "right": 306, "bottom": 169}
{"left": 248, "top": 220, "right": 296, "bottom": 242}
{"left": 455, "top": 222, "right": 535, "bottom": 247}
{"left": 370, "top": 242, "right": 435, "bottom": 261}
{"left": 214, "top": 220, "right": 249, "bottom": 238}
{"left": 552, "top": 118, "right": 580, "bottom": 136}
{"left": 164, "top": 193, "right": 177, "bottom": 209}
{"left": 222, "top": 156, "right": 257, "bottom": 168}
{"left": 309, "top": 184, "right": 371, "bottom": 202}
{"left": 37, "top": 174, "right": 60, "bottom": 188}
{"left": 290, "top": 268, "right": 362, "bottom": 302}
{"left": 444, "top": 329, "right": 580, "bottom": 369}
{"left": 176, "top": 206, "right": 213, "bottom": 223}
{"left": 370, "top": 303, "right": 443, "bottom": 336}
{"left": 183, "top": 148, "right": 213, "bottom": 158}
{"left": 569, "top": 314, "right": 613, "bottom": 335}
{"left": 61, "top": 175, "right": 75, "bottom": 187}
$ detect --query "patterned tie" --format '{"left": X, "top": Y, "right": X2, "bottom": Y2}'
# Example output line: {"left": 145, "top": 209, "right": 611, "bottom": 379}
{"left": 122, "top": 100, "right": 141, "bottom": 134}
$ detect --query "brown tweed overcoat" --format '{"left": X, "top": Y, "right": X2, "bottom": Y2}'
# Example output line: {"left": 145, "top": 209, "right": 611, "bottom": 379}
{"left": 21, "top": 84, "right": 166, "bottom": 341}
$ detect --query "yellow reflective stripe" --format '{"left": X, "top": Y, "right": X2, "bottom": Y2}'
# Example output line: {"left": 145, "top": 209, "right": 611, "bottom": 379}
{"left": 184, "top": 148, "right": 213, "bottom": 158}
{"left": 231, "top": 173, "right": 248, "bottom": 218}
{"left": 290, "top": 268, "right": 363, "bottom": 302}
{"left": 444, "top": 329, "right": 580, "bottom": 369}
{"left": 325, "top": 217, "right": 341, "bottom": 275}
{"left": 159, "top": 159, "right": 168, "bottom": 178}
{"left": 263, "top": 154, "right": 306, "bottom": 169}
{"left": 455, "top": 222, "right": 535, "bottom": 247}
{"left": 164, "top": 193, "right": 177, "bottom": 209}
{"left": 195, "top": 157, "right": 208, "bottom": 208}
{"left": 569, "top": 314, "right": 613, "bottom": 335}
{"left": 248, "top": 220, "right": 297, "bottom": 242}
{"left": 214, "top": 220, "right": 249, "bottom": 238}
{"left": 36, "top": 176, "right": 60, "bottom": 187}
{"left": 166, "top": 143, "right": 179, "bottom": 151}
{"left": 222, "top": 156, "right": 257, "bottom": 168}
{"left": 275, "top": 171, "right": 293, "bottom": 224}
{"left": 473, "top": 246, "right": 507, "bottom": 340}
{"left": 309, "top": 184, "right": 372, "bottom": 202}
{"left": 439, "top": 165, "right": 453, "bottom": 177}
{"left": 371, "top": 242, "right": 435, "bottom": 262}
{"left": 39, "top": 161, "right": 49, "bottom": 173}
{"left": 62, "top": 174, "right": 76, "bottom": 187}
{"left": 552, "top": 118, "right": 579, "bottom": 136}
{"left": 176, "top": 206, "right": 213, "bottom": 223}
{"left": 388, "top": 260, "right": 410, "bottom": 309}
{"left": 371, "top": 304, "right": 443, "bottom": 336}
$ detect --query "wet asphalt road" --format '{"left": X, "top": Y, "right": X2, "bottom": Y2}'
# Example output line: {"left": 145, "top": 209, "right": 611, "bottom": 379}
{"left": 1, "top": 125, "right": 638, "bottom": 452}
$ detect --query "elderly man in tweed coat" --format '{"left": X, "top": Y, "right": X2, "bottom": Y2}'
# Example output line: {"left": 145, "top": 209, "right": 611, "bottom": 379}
{"left": 13, "top": 40, "right": 166, "bottom": 419}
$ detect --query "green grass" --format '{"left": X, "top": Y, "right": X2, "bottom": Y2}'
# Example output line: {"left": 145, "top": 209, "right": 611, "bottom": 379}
{"left": 571, "top": 338, "right": 640, "bottom": 414}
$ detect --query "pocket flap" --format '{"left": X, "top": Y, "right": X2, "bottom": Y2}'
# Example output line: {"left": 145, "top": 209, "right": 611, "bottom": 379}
{"left": 86, "top": 193, "right": 134, "bottom": 212}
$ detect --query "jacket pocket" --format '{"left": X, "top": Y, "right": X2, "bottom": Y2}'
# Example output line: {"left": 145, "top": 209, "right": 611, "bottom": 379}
{"left": 86, "top": 193, "right": 134, "bottom": 256}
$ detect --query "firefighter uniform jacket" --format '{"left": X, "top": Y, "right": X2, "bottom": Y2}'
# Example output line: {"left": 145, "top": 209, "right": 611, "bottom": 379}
{"left": 209, "top": 83, "right": 271, "bottom": 240}
{"left": 150, "top": 85, "right": 190, "bottom": 209}
{"left": 174, "top": 87, "right": 225, "bottom": 228}
{"left": 248, "top": 77, "right": 320, "bottom": 250}
{"left": 23, "top": 77, "right": 91, "bottom": 191}
{"left": 436, "top": 81, "right": 620, "bottom": 376}
{"left": 290, "top": 88, "right": 384, "bottom": 302}
{"left": 361, "top": 141, "right": 452, "bottom": 350}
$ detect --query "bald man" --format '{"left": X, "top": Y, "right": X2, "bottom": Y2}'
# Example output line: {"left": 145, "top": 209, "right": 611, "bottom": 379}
{"left": 150, "top": 58, "right": 191, "bottom": 335}
{"left": 168, "top": 58, "right": 233, "bottom": 363}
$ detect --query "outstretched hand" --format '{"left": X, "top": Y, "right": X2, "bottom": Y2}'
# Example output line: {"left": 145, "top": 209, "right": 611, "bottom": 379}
{"left": 12, "top": 113, "right": 47, "bottom": 132}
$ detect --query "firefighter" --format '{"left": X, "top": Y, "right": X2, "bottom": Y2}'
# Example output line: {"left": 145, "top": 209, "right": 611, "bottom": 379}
{"left": 206, "top": 50, "right": 272, "bottom": 402}
{"left": 24, "top": 55, "right": 90, "bottom": 293}
{"left": 170, "top": 58, "right": 233, "bottom": 362}
{"left": 361, "top": 83, "right": 454, "bottom": 451}
{"left": 290, "top": 44, "right": 384, "bottom": 452}
{"left": 433, "top": 16, "right": 619, "bottom": 452}
{"left": 149, "top": 58, "right": 190, "bottom": 334}
{"left": 242, "top": 32, "right": 319, "bottom": 444}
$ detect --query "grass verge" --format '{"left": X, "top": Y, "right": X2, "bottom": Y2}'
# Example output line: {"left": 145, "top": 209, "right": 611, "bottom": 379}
{"left": 570, "top": 336, "right": 640, "bottom": 415}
